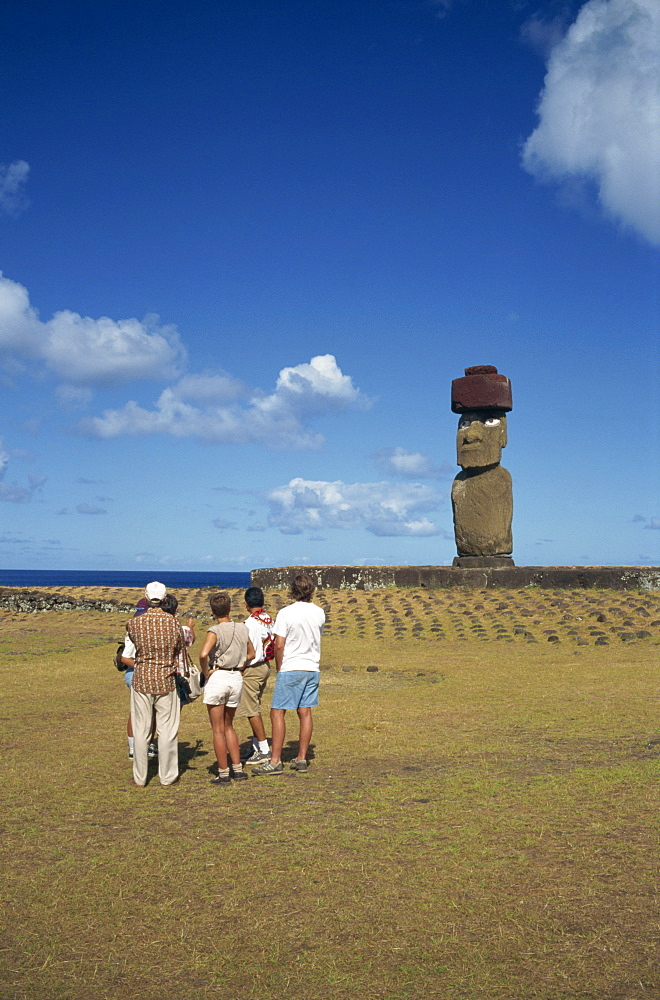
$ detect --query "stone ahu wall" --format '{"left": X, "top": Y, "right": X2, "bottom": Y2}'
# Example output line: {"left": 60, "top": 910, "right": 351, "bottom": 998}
{"left": 0, "top": 589, "right": 136, "bottom": 613}
{"left": 250, "top": 565, "right": 660, "bottom": 591}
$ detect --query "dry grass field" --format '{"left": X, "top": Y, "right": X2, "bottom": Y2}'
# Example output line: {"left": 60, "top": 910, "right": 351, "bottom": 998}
{"left": 1, "top": 585, "right": 659, "bottom": 1000}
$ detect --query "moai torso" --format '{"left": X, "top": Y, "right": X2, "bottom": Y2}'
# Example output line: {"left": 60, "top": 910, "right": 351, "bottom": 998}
{"left": 452, "top": 465, "right": 513, "bottom": 556}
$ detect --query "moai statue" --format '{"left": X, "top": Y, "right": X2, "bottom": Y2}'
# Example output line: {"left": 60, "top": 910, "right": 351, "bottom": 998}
{"left": 451, "top": 365, "right": 514, "bottom": 567}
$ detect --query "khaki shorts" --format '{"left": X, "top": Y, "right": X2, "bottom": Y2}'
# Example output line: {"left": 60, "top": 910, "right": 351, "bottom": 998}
{"left": 203, "top": 669, "right": 243, "bottom": 708}
{"left": 235, "top": 661, "right": 270, "bottom": 718}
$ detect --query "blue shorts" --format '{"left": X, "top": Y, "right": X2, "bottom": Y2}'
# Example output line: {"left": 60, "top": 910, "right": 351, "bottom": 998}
{"left": 271, "top": 670, "right": 319, "bottom": 710}
{"left": 124, "top": 669, "right": 134, "bottom": 689}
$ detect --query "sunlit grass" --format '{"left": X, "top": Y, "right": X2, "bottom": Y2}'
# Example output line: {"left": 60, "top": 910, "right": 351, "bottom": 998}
{"left": 1, "top": 587, "right": 658, "bottom": 999}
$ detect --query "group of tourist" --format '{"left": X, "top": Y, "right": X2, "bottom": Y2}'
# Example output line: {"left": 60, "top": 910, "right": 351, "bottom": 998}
{"left": 121, "top": 574, "right": 325, "bottom": 787}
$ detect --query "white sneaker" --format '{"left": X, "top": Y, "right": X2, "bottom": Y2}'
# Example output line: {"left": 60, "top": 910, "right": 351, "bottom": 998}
{"left": 241, "top": 747, "right": 271, "bottom": 764}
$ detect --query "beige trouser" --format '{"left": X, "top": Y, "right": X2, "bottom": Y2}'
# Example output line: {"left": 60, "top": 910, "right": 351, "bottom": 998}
{"left": 130, "top": 687, "right": 180, "bottom": 785}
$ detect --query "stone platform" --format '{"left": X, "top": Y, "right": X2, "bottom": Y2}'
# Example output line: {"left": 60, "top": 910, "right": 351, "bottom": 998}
{"left": 250, "top": 564, "right": 660, "bottom": 591}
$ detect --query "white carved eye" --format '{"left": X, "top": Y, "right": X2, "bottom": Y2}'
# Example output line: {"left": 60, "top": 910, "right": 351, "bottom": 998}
{"left": 484, "top": 417, "right": 501, "bottom": 426}
{"left": 458, "top": 418, "right": 471, "bottom": 429}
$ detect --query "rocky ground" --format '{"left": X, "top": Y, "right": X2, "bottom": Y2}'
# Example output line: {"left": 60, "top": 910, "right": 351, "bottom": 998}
{"left": 1, "top": 584, "right": 658, "bottom": 648}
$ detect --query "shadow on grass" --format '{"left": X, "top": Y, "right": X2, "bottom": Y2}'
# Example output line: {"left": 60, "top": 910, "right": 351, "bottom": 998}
{"left": 179, "top": 738, "right": 206, "bottom": 772}
{"left": 236, "top": 739, "right": 317, "bottom": 763}
{"left": 281, "top": 740, "right": 316, "bottom": 762}
{"left": 138, "top": 739, "right": 207, "bottom": 785}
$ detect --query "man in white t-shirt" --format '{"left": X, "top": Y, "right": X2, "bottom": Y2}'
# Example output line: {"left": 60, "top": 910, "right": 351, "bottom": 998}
{"left": 252, "top": 574, "right": 325, "bottom": 776}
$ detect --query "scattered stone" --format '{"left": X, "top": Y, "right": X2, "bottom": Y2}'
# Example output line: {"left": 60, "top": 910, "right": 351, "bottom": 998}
{"left": 366, "top": 665, "right": 379, "bottom": 672}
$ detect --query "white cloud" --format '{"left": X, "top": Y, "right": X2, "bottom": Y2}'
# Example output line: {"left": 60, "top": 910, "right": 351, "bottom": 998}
{"left": 56, "top": 384, "right": 93, "bottom": 410}
{"left": 0, "top": 273, "right": 367, "bottom": 450}
{"left": 520, "top": 12, "right": 573, "bottom": 58}
{"left": 266, "top": 477, "right": 445, "bottom": 537}
{"left": 173, "top": 372, "right": 246, "bottom": 405}
{"left": 0, "top": 160, "right": 30, "bottom": 217}
{"left": 0, "top": 272, "right": 42, "bottom": 355}
{"left": 644, "top": 517, "right": 660, "bottom": 530}
{"left": 0, "top": 436, "right": 45, "bottom": 503}
{"left": 80, "top": 354, "right": 371, "bottom": 449}
{"left": 76, "top": 503, "right": 106, "bottom": 515}
{"left": 273, "top": 354, "right": 367, "bottom": 410}
{"left": 522, "top": 0, "right": 660, "bottom": 245}
{"left": 0, "top": 273, "right": 186, "bottom": 385}
{"left": 376, "top": 446, "right": 452, "bottom": 479}
{"left": 44, "top": 311, "right": 184, "bottom": 385}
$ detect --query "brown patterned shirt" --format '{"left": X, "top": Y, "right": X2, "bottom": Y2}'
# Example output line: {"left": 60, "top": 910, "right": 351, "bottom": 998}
{"left": 127, "top": 608, "right": 184, "bottom": 695}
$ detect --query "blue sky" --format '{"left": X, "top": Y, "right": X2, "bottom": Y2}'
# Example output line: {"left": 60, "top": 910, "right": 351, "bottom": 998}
{"left": 0, "top": 0, "right": 658, "bottom": 572}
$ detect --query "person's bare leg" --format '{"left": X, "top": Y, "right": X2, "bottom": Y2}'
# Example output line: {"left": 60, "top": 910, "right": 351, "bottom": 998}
{"left": 270, "top": 708, "right": 286, "bottom": 766}
{"left": 127, "top": 713, "right": 133, "bottom": 738}
{"left": 248, "top": 714, "right": 267, "bottom": 742}
{"left": 207, "top": 704, "right": 228, "bottom": 770}
{"left": 296, "top": 707, "right": 313, "bottom": 761}
{"left": 224, "top": 706, "right": 240, "bottom": 766}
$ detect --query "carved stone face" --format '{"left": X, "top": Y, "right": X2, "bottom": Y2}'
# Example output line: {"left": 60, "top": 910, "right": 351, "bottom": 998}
{"left": 456, "top": 411, "right": 507, "bottom": 469}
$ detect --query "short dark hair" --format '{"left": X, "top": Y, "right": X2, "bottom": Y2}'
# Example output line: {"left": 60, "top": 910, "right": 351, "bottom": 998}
{"left": 245, "top": 586, "right": 264, "bottom": 608}
{"left": 210, "top": 592, "right": 231, "bottom": 618}
{"left": 290, "top": 573, "right": 315, "bottom": 602}
{"left": 161, "top": 594, "right": 179, "bottom": 616}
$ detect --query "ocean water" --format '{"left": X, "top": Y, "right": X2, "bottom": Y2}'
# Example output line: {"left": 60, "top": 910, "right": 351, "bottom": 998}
{"left": 0, "top": 569, "right": 251, "bottom": 589}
